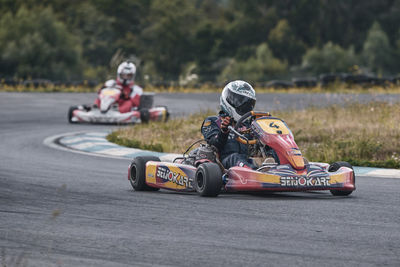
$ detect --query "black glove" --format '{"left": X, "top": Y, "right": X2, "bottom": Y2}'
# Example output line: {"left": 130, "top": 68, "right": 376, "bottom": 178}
{"left": 221, "top": 116, "right": 232, "bottom": 134}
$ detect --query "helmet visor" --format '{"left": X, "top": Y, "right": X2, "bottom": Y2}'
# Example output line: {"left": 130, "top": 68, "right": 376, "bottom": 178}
{"left": 236, "top": 98, "right": 256, "bottom": 115}
{"left": 226, "top": 90, "right": 256, "bottom": 115}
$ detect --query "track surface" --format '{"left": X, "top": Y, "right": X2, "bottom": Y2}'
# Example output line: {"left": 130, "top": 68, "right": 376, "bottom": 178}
{"left": 0, "top": 92, "right": 399, "bottom": 266}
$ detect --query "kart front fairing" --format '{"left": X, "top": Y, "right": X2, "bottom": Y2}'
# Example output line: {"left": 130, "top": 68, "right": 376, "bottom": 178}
{"left": 225, "top": 162, "right": 355, "bottom": 192}
{"left": 71, "top": 107, "right": 141, "bottom": 124}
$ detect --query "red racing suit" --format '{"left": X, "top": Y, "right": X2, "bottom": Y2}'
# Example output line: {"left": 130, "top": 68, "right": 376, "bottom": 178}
{"left": 94, "top": 79, "right": 143, "bottom": 113}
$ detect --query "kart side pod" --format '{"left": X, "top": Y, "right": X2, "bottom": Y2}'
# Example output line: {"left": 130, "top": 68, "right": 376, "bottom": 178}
{"left": 145, "top": 161, "right": 197, "bottom": 192}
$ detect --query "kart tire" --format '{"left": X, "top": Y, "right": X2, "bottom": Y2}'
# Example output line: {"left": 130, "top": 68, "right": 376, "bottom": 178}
{"left": 139, "top": 93, "right": 154, "bottom": 109}
{"left": 68, "top": 106, "right": 78, "bottom": 123}
{"left": 328, "top": 161, "right": 355, "bottom": 196}
{"left": 195, "top": 163, "right": 222, "bottom": 197}
{"left": 161, "top": 106, "right": 170, "bottom": 122}
{"left": 129, "top": 156, "right": 160, "bottom": 191}
{"left": 140, "top": 109, "right": 150, "bottom": 124}
{"left": 154, "top": 106, "right": 170, "bottom": 122}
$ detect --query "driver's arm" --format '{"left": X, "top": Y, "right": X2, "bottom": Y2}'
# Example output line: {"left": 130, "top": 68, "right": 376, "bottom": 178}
{"left": 201, "top": 117, "right": 228, "bottom": 151}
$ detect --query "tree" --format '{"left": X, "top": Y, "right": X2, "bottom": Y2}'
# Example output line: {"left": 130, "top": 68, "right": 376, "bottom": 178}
{"left": 0, "top": 6, "right": 82, "bottom": 80}
{"left": 301, "top": 42, "right": 357, "bottom": 74}
{"left": 362, "top": 22, "right": 393, "bottom": 75}
{"left": 63, "top": 2, "right": 114, "bottom": 67}
{"left": 140, "top": 0, "right": 198, "bottom": 80}
{"left": 218, "top": 43, "right": 287, "bottom": 83}
{"left": 268, "top": 19, "right": 306, "bottom": 64}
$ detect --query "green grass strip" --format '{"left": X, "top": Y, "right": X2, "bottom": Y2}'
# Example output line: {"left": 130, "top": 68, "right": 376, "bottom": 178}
{"left": 109, "top": 103, "right": 400, "bottom": 169}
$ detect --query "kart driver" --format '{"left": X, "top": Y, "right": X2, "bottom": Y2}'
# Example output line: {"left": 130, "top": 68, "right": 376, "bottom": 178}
{"left": 94, "top": 61, "right": 143, "bottom": 113}
{"left": 201, "top": 80, "right": 257, "bottom": 169}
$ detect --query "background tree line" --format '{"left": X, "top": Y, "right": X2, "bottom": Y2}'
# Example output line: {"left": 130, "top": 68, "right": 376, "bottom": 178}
{"left": 1, "top": 0, "right": 400, "bottom": 85}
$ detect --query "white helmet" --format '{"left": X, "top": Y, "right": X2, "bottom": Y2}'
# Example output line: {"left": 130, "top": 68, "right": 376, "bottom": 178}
{"left": 220, "top": 80, "right": 256, "bottom": 122}
{"left": 117, "top": 61, "right": 136, "bottom": 85}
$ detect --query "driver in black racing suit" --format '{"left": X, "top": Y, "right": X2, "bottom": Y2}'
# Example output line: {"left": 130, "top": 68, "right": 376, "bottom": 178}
{"left": 201, "top": 80, "right": 257, "bottom": 169}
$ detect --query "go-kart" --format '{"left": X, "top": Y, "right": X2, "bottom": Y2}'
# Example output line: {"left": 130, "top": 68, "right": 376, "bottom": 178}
{"left": 128, "top": 111, "right": 355, "bottom": 197}
{"left": 68, "top": 87, "right": 168, "bottom": 124}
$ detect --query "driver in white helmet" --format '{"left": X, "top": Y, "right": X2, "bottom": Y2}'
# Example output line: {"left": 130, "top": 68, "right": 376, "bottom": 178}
{"left": 201, "top": 80, "right": 257, "bottom": 169}
{"left": 94, "top": 61, "right": 143, "bottom": 113}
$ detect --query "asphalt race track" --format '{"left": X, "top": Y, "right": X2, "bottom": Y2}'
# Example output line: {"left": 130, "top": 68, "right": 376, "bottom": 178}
{"left": 1, "top": 92, "right": 400, "bottom": 266}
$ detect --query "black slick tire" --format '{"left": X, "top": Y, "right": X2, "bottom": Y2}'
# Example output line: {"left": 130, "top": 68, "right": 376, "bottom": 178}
{"left": 328, "top": 161, "right": 355, "bottom": 196}
{"left": 195, "top": 163, "right": 222, "bottom": 197}
{"left": 140, "top": 109, "right": 150, "bottom": 124}
{"left": 157, "top": 106, "right": 170, "bottom": 122}
{"left": 129, "top": 156, "right": 160, "bottom": 191}
{"left": 68, "top": 106, "right": 78, "bottom": 123}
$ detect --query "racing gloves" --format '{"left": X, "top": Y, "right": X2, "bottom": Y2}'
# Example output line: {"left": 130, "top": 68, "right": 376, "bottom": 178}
{"left": 220, "top": 116, "right": 232, "bottom": 134}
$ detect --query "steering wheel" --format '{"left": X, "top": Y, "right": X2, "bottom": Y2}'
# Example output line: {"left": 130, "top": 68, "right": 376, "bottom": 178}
{"left": 233, "top": 111, "right": 271, "bottom": 145}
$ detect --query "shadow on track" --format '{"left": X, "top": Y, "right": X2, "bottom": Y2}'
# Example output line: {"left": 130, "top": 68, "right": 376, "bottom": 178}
{"left": 127, "top": 188, "right": 356, "bottom": 201}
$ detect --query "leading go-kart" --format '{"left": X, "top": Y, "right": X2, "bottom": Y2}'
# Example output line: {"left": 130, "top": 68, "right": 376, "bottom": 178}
{"left": 68, "top": 87, "right": 169, "bottom": 124}
{"left": 128, "top": 111, "right": 356, "bottom": 197}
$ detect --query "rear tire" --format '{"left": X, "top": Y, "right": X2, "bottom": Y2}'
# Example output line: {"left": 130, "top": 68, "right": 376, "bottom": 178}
{"left": 328, "top": 161, "right": 355, "bottom": 196}
{"left": 138, "top": 93, "right": 154, "bottom": 109}
{"left": 129, "top": 156, "right": 160, "bottom": 191}
{"left": 195, "top": 163, "right": 222, "bottom": 197}
{"left": 140, "top": 109, "right": 150, "bottom": 123}
{"left": 160, "top": 106, "right": 170, "bottom": 122}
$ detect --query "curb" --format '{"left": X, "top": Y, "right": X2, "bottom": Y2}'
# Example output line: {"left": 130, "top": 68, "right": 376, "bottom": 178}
{"left": 44, "top": 131, "right": 400, "bottom": 179}
{"left": 43, "top": 131, "right": 180, "bottom": 162}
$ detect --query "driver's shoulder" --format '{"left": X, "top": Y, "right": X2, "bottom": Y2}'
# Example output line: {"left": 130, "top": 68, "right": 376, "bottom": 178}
{"left": 131, "top": 84, "right": 143, "bottom": 94}
{"left": 201, "top": 115, "right": 220, "bottom": 129}
{"left": 104, "top": 79, "right": 117, "bottom": 87}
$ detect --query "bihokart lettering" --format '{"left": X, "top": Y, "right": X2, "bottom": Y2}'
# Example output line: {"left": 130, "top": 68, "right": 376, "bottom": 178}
{"left": 280, "top": 176, "right": 330, "bottom": 186}
{"left": 156, "top": 166, "right": 193, "bottom": 188}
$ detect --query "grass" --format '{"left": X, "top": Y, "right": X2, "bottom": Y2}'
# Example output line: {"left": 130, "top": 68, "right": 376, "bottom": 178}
{"left": 107, "top": 111, "right": 213, "bottom": 153}
{"left": 3, "top": 83, "right": 400, "bottom": 94}
{"left": 108, "top": 102, "right": 400, "bottom": 169}
{"left": 144, "top": 83, "right": 400, "bottom": 94}
{"left": 275, "top": 102, "right": 400, "bottom": 168}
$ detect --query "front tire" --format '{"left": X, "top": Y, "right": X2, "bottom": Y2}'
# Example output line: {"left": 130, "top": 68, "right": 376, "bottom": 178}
{"left": 195, "top": 163, "right": 222, "bottom": 197}
{"left": 328, "top": 161, "right": 355, "bottom": 196}
{"left": 68, "top": 106, "right": 78, "bottom": 123}
{"left": 129, "top": 156, "right": 160, "bottom": 191}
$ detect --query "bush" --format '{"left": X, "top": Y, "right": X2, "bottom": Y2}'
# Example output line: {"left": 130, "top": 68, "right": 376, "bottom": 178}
{"left": 301, "top": 42, "right": 358, "bottom": 74}
{"left": 218, "top": 43, "right": 287, "bottom": 82}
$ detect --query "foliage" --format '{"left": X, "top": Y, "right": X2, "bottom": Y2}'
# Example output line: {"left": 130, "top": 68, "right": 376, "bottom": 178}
{"left": 218, "top": 43, "right": 287, "bottom": 83}
{"left": 0, "top": 6, "right": 81, "bottom": 80}
{"left": 1, "top": 0, "right": 400, "bottom": 82}
{"left": 268, "top": 19, "right": 306, "bottom": 64}
{"left": 301, "top": 42, "right": 358, "bottom": 74}
{"left": 140, "top": 0, "right": 198, "bottom": 80}
{"left": 362, "top": 22, "right": 393, "bottom": 75}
